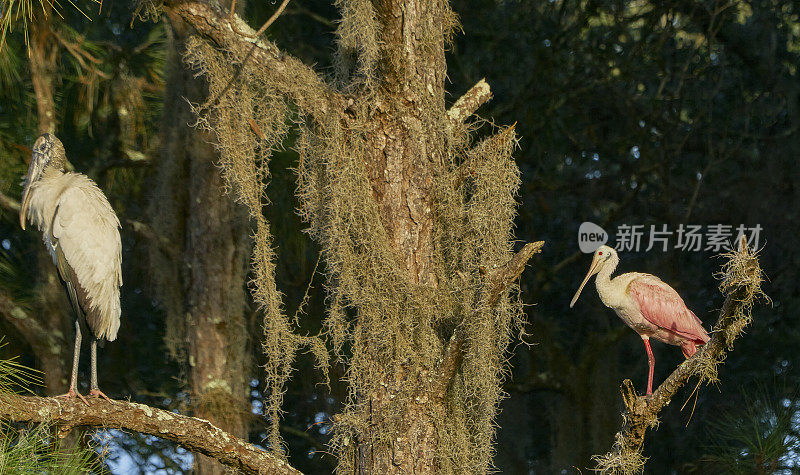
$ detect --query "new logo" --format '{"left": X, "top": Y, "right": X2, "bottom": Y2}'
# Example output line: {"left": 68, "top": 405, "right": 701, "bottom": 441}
{"left": 578, "top": 222, "right": 608, "bottom": 253}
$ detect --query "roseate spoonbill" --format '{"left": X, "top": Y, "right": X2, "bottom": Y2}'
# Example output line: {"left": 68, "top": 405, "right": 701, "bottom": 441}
{"left": 20, "top": 133, "right": 122, "bottom": 403}
{"left": 570, "top": 245, "right": 709, "bottom": 395}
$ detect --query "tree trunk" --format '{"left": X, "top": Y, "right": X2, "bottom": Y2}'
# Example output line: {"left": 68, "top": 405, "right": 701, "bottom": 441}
{"left": 160, "top": 19, "right": 250, "bottom": 475}
{"left": 165, "top": 1, "right": 531, "bottom": 472}
{"left": 351, "top": 1, "right": 449, "bottom": 471}
{"left": 29, "top": 15, "right": 58, "bottom": 136}
{"left": 185, "top": 128, "right": 250, "bottom": 474}
{"left": 28, "top": 12, "right": 70, "bottom": 396}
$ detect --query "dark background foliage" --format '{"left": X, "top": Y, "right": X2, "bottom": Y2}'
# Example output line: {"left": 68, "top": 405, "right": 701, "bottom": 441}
{"left": 1, "top": 0, "right": 798, "bottom": 472}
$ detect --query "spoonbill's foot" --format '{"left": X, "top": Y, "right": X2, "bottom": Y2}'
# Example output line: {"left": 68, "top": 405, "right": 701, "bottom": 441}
{"left": 89, "top": 389, "right": 114, "bottom": 403}
{"left": 58, "top": 389, "right": 90, "bottom": 406}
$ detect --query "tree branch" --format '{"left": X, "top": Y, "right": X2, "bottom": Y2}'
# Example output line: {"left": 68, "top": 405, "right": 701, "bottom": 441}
{"left": 228, "top": 0, "right": 291, "bottom": 38}
{"left": 452, "top": 123, "right": 517, "bottom": 189}
{"left": 92, "top": 151, "right": 152, "bottom": 179}
{"left": 447, "top": 78, "right": 492, "bottom": 128}
{"left": 0, "top": 190, "right": 20, "bottom": 212}
{"left": 124, "top": 219, "right": 180, "bottom": 259}
{"left": 594, "top": 237, "right": 766, "bottom": 473}
{"left": 0, "top": 292, "right": 63, "bottom": 360}
{"left": 484, "top": 241, "right": 544, "bottom": 308}
{"left": 434, "top": 241, "right": 545, "bottom": 398}
{"left": 165, "top": 0, "right": 339, "bottom": 121}
{"left": 0, "top": 394, "right": 302, "bottom": 475}
{"left": 2, "top": 187, "right": 175, "bottom": 260}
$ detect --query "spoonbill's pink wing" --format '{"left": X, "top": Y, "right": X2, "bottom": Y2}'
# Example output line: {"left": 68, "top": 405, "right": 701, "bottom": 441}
{"left": 628, "top": 276, "right": 709, "bottom": 344}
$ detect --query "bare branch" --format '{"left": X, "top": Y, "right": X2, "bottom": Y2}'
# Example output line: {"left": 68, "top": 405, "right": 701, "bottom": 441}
{"left": 228, "top": 0, "right": 291, "bottom": 38}
{"left": 0, "top": 190, "right": 20, "bottom": 212}
{"left": 434, "top": 241, "right": 545, "bottom": 397}
{"left": 165, "top": 0, "right": 339, "bottom": 121}
{"left": 92, "top": 152, "right": 152, "bottom": 178}
{"left": 0, "top": 394, "right": 302, "bottom": 475}
{"left": 433, "top": 328, "right": 466, "bottom": 399}
{"left": 0, "top": 292, "right": 64, "bottom": 359}
{"left": 283, "top": 6, "right": 334, "bottom": 27}
{"left": 447, "top": 78, "right": 492, "bottom": 127}
{"left": 52, "top": 29, "right": 111, "bottom": 80}
{"left": 595, "top": 238, "right": 766, "bottom": 474}
{"left": 124, "top": 219, "right": 180, "bottom": 259}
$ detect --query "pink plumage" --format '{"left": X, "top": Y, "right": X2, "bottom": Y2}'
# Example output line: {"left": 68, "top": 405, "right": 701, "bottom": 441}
{"left": 628, "top": 277, "right": 709, "bottom": 357}
{"left": 570, "top": 245, "right": 710, "bottom": 395}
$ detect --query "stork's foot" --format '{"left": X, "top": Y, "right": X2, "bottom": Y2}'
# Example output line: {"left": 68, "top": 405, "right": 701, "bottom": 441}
{"left": 58, "top": 388, "right": 90, "bottom": 406}
{"left": 89, "top": 388, "right": 114, "bottom": 403}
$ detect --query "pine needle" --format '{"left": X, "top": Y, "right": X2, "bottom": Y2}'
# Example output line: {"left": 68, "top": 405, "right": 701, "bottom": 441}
{"left": 0, "top": 339, "right": 42, "bottom": 394}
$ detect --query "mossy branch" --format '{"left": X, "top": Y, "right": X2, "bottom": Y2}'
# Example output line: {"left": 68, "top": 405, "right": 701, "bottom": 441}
{"left": 0, "top": 394, "right": 302, "bottom": 475}
{"left": 594, "top": 237, "right": 767, "bottom": 474}
{"left": 434, "top": 241, "right": 544, "bottom": 398}
{"left": 453, "top": 123, "right": 517, "bottom": 189}
{"left": 165, "top": 0, "right": 340, "bottom": 121}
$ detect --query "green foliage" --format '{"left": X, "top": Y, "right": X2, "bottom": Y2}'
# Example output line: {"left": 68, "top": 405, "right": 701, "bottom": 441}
{"left": 447, "top": 0, "right": 800, "bottom": 470}
{"left": 0, "top": 422, "right": 103, "bottom": 474}
{"left": 0, "top": 0, "right": 98, "bottom": 51}
{"left": 0, "top": 0, "right": 38, "bottom": 51}
{"left": 0, "top": 35, "right": 33, "bottom": 201}
{"left": 0, "top": 35, "right": 22, "bottom": 86}
{"left": 0, "top": 349, "right": 102, "bottom": 474}
{"left": 699, "top": 386, "right": 799, "bottom": 474}
{"left": 0, "top": 339, "right": 41, "bottom": 394}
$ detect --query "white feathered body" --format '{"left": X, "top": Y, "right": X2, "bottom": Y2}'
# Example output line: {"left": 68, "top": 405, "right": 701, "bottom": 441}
{"left": 25, "top": 170, "right": 122, "bottom": 341}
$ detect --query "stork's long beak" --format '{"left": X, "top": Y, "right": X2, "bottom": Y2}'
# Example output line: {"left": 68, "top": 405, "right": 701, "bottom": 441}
{"left": 19, "top": 153, "right": 45, "bottom": 230}
{"left": 569, "top": 253, "right": 603, "bottom": 308}
{"left": 19, "top": 186, "right": 31, "bottom": 230}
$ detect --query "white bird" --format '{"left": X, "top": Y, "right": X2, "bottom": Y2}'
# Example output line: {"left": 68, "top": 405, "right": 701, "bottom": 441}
{"left": 20, "top": 133, "right": 122, "bottom": 403}
{"left": 570, "top": 245, "right": 709, "bottom": 395}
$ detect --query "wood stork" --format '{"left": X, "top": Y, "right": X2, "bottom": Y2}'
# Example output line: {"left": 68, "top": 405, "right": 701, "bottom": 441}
{"left": 20, "top": 133, "right": 122, "bottom": 403}
{"left": 570, "top": 245, "right": 709, "bottom": 395}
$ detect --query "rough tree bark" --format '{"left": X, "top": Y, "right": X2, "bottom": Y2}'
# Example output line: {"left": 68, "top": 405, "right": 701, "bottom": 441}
{"left": 29, "top": 14, "right": 58, "bottom": 136}
{"left": 157, "top": 17, "right": 251, "bottom": 474}
{"left": 162, "top": 1, "right": 541, "bottom": 472}
{"left": 348, "top": 2, "right": 446, "bottom": 470}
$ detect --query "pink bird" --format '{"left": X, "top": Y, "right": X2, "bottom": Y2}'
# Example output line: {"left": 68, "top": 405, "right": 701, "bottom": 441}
{"left": 570, "top": 245, "right": 710, "bottom": 395}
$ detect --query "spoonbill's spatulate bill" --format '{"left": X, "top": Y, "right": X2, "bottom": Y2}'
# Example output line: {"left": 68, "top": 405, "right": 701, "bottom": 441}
{"left": 20, "top": 133, "right": 122, "bottom": 403}
{"left": 570, "top": 245, "right": 709, "bottom": 395}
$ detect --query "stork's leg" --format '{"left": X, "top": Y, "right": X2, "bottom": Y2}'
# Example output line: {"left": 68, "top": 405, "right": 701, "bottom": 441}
{"left": 89, "top": 338, "right": 113, "bottom": 403}
{"left": 58, "top": 320, "right": 88, "bottom": 405}
{"left": 68, "top": 320, "right": 80, "bottom": 393}
{"left": 641, "top": 336, "right": 655, "bottom": 396}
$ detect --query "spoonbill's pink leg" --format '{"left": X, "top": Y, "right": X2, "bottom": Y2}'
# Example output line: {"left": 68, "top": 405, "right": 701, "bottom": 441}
{"left": 641, "top": 336, "right": 655, "bottom": 395}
